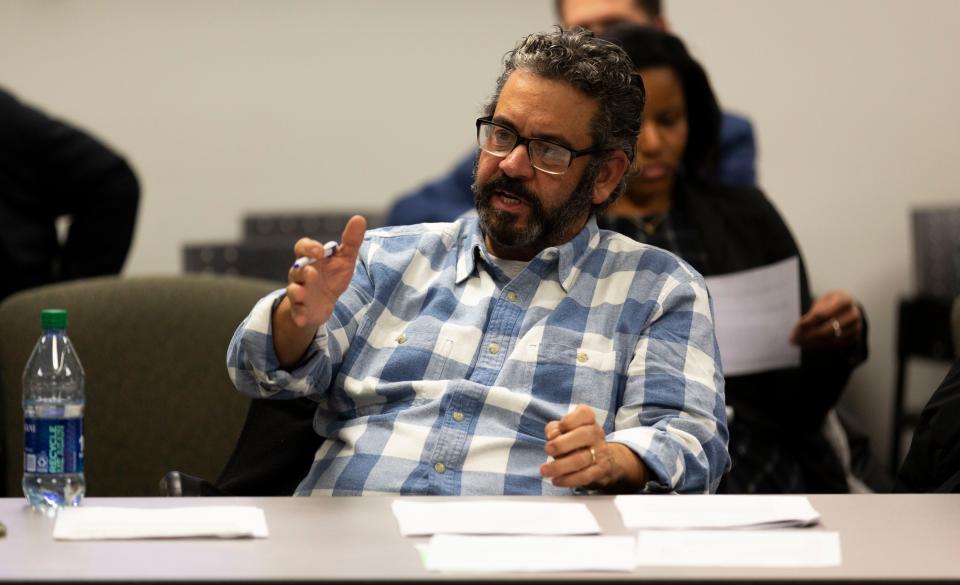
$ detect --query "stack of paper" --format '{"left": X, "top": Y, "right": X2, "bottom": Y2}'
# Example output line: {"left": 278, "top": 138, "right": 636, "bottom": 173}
{"left": 614, "top": 495, "right": 821, "bottom": 529}
{"left": 617, "top": 495, "right": 840, "bottom": 569}
{"left": 423, "top": 535, "right": 636, "bottom": 572}
{"left": 391, "top": 500, "right": 600, "bottom": 536}
{"left": 635, "top": 530, "right": 841, "bottom": 567}
{"left": 399, "top": 497, "right": 840, "bottom": 573}
{"left": 394, "top": 500, "right": 633, "bottom": 573}
{"left": 53, "top": 506, "right": 269, "bottom": 540}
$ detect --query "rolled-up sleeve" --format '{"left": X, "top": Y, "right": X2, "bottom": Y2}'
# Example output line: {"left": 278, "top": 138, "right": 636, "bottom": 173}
{"left": 607, "top": 274, "right": 730, "bottom": 494}
{"left": 226, "top": 246, "right": 375, "bottom": 400}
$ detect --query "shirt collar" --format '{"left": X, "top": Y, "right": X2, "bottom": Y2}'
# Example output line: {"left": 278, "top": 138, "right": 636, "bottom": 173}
{"left": 455, "top": 215, "right": 600, "bottom": 293}
{"left": 455, "top": 220, "right": 483, "bottom": 284}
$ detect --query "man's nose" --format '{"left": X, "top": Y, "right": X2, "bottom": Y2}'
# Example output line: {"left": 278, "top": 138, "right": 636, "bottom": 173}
{"left": 498, "top": 144, "right": 536, "bottom": 179}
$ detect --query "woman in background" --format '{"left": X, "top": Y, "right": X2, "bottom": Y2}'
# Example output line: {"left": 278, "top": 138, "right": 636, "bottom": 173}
{"left": 598, "top": 25, "right": 868, "bottom": 492}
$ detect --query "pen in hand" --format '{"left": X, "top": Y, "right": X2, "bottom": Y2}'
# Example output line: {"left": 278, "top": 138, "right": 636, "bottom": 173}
{"left": 292, "top": 241, "right": 339, "bottom": 269}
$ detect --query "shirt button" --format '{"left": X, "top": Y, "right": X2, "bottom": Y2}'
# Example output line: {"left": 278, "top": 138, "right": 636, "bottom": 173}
{"left": 396, "top": 334, "right": 407, "bottom": 344}
{"left": 506, "top": 291, "right": 518, "bottom": 302}
{"left": 577, "top": 351, "right": 589, "bottom": 363}
{"left": 488, "top": 343, "right": 500, "bottom": 354}
{"left": 434, "top": 462, "right": 446, "bottom": 474}
{"left": 452, "top": 411, "right": 465, "bottom": 422}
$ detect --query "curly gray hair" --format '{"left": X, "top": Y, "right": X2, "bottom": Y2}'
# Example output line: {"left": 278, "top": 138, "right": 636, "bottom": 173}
{"left": 484, "top": 27, "right": 645, "bottom": 206}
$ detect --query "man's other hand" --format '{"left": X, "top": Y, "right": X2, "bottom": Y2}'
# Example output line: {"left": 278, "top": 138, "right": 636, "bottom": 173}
{"left": 540, "top": 404, "right": 647, "bottom": 492}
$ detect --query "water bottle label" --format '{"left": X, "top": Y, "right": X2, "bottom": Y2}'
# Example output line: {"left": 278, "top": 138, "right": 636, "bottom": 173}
{"left": 23, "top": 418, "right": 84, "bottom": 474}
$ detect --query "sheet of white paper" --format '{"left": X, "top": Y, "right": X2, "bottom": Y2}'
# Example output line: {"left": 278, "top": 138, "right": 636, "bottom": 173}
{"left": 53, "top": 506, "right": 269, "bottom": 540}
{"left": 635, "top": 530, "right": 841, "bottom": 567}
{"left": 704, "top": 256, "right": 801, "bottom": 376}
{"left": 614, "top": 495, "right": 820, "bottom": 529}
{"left": 391, "top": 500, "right": 600, "bottom": 536}
{"left": 423, "top": 535, "right": 636, "bottom": 572}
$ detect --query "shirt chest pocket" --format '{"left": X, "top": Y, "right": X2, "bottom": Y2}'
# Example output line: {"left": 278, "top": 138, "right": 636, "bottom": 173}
{"left": 368, "top": 322, "right": 456, "bottom": 382}
{"left": 526, "top": 341, "right": 620, "bottom": 414}
{"left": 336, "top": 317, "right": 456, "bottom": 415}
{"left": 511, "top": 340, "right": 621, "bottom": 438}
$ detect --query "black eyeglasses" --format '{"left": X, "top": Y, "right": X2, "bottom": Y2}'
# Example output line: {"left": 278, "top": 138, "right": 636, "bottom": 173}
{"left": 475, "top": 117, "right": 603, "bottom": 175}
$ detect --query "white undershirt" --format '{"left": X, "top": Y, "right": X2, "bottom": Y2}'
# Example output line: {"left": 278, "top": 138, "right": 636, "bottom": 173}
{"left": 487, "top": 253, "right": 530, "bottom": 280}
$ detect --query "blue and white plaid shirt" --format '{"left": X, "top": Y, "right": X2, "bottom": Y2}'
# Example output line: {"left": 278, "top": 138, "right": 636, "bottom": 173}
{"left": 228, "top": 216, "right": 729, "bottom": 495}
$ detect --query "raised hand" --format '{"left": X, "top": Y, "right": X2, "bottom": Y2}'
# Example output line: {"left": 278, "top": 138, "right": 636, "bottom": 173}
{"left": 272, "top": 215, "right": 367, "bottom": 367}
{"left": 286, "top": 215, "right": 367, "bottom": 329}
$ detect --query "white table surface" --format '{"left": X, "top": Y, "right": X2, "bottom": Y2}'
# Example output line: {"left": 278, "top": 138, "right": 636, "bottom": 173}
{"left": 0, "top": 494, "right": 958, "bottom": 583}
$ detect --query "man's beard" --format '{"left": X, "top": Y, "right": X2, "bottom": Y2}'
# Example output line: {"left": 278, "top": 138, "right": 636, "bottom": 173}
{"left": 472, "top": 159, "right": 600, "bottom": 252}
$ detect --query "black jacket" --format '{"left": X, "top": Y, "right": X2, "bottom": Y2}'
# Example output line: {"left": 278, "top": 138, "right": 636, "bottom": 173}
{"left": 0, "top": 88, "right": 139, "bottom": 301}
{"left": 681, "top": 181, "right": 866, "bottom": 433}
{"left": 896, "top": 359, "right": 960, "bottom": 492}
{"left": 604, "top": 180, "right": 867, "bottom": 492}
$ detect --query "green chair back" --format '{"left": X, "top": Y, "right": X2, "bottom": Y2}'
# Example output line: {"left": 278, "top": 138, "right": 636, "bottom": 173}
{"left": 0, "top": 275, "right": 277, "bottom": 497}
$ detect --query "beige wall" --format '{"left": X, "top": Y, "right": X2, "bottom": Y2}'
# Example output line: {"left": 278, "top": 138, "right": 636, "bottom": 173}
{"left": 668, "top": 0, "right": 960, "bottom": 470}
{"left": 2, "top": 0, "right": 958, "bottom": 471}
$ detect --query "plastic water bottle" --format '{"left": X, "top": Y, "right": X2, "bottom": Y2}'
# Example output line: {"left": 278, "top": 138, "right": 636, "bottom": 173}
{"left": 22, "top": 309, "right": 86, "bottom": 511}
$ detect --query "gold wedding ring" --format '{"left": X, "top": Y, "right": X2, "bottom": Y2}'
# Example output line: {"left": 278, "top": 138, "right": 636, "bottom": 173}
{"left": 589, "top": 446, "right": 597, "bottom": 465}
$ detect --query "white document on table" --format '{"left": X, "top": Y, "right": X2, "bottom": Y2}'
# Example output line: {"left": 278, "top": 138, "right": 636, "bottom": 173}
{"left": 635, "top": 530, "right": 841, "bottom": 567}
{"left": 704, "top": 256, "right": 801, "bottom": 376}
{"left": 614, "top": 495, "right": 820, "bottom": 529}
{"left": 422, "top": 534, "right": 636, "bottom": 572}
{"left": 391, "top": 500, "right": 600, "bottom": 536}
{"left": 53, "top": 506, "right": 269, "bottom": 540}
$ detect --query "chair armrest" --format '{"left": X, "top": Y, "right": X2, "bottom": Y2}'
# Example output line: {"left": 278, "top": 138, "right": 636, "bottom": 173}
{"left": 159, "top": 470, "right": 226, "bottom": 497}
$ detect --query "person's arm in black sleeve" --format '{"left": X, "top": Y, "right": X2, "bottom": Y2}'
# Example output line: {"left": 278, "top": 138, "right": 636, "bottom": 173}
{"left": 736, "top": 188, "right": 867, "bottom": 430}
{"left": 10, "top": 89, "right": 140, "bottom": 281}
{"left": 896, "top": 359, "right": 960, "bottom": 492}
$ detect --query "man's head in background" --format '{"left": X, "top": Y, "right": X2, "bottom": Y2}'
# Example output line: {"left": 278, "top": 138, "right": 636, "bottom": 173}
{"left": 556, "top": 0, "right": 667, "bottom": 33}
{"left": 472, "top": 28, "right": 645, "bottom": 260}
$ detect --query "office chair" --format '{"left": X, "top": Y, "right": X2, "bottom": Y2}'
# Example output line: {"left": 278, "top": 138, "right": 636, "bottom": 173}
{"left": 953, "top": 296, "right": 960, "bottom": 357}
{"left": 161, "top": 394, "right": 323, "bottom": 496}
{"left": 183, "top": 210, "right": 385, "bottom": 283}
{"left": 890, "top": 208, "right": 960, "bottom": 474}
{"left": 895, "top": 357, "right": 960, "bottom": 493}
{"left": 0, "top": 275, "right": 277, "bottom": 497}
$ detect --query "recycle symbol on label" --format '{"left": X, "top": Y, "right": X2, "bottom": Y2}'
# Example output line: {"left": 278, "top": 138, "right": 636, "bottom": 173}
{"left": 37, "top": 455, "right": 48, "bottom": 471}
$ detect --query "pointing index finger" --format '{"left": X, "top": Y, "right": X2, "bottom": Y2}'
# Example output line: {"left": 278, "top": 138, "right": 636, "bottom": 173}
{"left": 337, "top": 215, "right": 368, "bottom": 257}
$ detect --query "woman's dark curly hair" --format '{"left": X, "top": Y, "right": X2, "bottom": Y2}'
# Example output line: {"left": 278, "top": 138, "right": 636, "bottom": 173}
{"left": 599, "top": 24, "right": 721, "bottom": 183}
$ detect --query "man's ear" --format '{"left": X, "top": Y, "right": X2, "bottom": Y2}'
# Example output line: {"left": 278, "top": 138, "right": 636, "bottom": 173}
{"left": 591, "top": 151, "right": 631, "bottom": 206}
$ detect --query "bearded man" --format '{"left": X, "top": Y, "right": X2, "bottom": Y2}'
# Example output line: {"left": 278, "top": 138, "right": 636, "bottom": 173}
{"left": 228, "top": 28, "right": 729, "bottom": 495}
